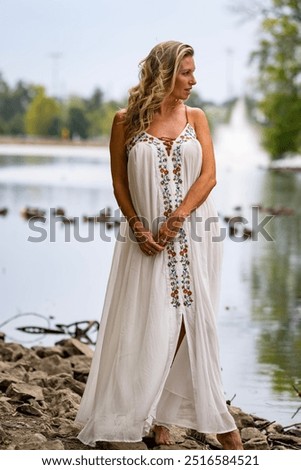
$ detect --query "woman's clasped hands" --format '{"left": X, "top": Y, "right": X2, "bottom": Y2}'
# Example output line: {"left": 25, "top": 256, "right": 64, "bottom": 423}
{"left": 132, "top": 214, "right": 186, "bottom": 256}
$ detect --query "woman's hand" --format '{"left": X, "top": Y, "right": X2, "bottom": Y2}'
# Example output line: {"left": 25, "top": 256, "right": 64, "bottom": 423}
{"left": 156, "top": 214, "right": 186, "bottom": 246}
{"left": 132, "top": 220, "right": 165, "bottom": 256}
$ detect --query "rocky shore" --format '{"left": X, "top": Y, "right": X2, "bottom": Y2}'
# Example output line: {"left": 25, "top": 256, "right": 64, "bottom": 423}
{"left": 0, "top": 334, "right": 301, "bottom": 451}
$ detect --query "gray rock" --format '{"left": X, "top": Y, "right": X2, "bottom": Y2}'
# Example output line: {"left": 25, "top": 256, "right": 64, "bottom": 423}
{"left": 0, "top": 424, "right": 9, "bottom": 444}
{"left": 0, "top": 397, "right": 14, "bottom": 414}
{"left": 0, "top": 337, "right": 301, "bottom": 451}
{"left": 96, "top": 441, "right": 148, "bottom": 450}
{"left": 0, "top": 372, "right": 21, "bottom": 392}
{"left": 16, "top": 403, "right": 44, "bottom": 416}
{"left": 6, "top": 382, "right": 44, "bottom": 402}
{"left": 241, "top": 427, "right": 266, "bottom": 442}
{"left": 14, "top": 432, "right": 47, "bottom": 448}
{"left": 40, "top": 354, "right": 73, "bottom": 376}
{"left": 229, "top": 405, "right": 255, "bottom": 428}
{"left": 47, "top": 388, "right": 81, "bottom": 418}
{"left": 46, "top": 374, "right": 85, "bottom": 396}
{"left": 266, "top": 422, "right": 284, "bottom": 434}
{"left": 268, "top": 432, "right": 301, "bottom": 449}
{"left": 243, "top": 437, "right": 270, "bottom": 450}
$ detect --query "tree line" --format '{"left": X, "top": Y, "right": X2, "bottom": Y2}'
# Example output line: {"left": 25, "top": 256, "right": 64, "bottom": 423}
{"left": 235, "top": 0, "right": 301, "bottom": 159}
{"left": 0, "top": 75, "right": 220, "bottom": 141}
{"left": 2, "top": 0, "right": 301, "bottom": 159}
{"left": 0, "top": 76, "right": 123, "bottom": 140}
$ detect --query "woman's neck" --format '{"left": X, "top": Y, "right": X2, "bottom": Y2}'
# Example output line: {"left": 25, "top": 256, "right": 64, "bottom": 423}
{"left": 157, "top": 96, "right": 183, "bottom": 116}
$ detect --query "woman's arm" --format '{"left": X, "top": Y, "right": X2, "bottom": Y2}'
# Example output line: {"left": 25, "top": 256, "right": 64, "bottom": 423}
{"left": 175, "top": 107, "right": 217, "bottom": 217}
{"left": 110, "top": 111, "right": 164, "bottom": 255}
{"left": 157, "top": 107, "right": 217, "bottom": 244}
{"left": 110, "top": 111, "right": 138, "bottom": 227}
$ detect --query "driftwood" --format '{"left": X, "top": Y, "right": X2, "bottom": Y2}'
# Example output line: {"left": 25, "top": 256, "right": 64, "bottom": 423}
{"left": 292, "top": 385, "right": 301, "bottom": 419}
{"left": 0, "top": 313, "right": 99, "bottom": 345}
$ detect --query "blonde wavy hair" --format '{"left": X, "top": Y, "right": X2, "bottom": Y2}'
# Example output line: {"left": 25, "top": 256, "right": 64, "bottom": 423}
{"left": 124, "top": 41, "right": 194, "bottom": 145}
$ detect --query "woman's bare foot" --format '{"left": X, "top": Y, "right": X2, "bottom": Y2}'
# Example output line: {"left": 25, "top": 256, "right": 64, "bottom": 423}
{"left": 153, "top": 425, "right": 174, "bottom": 445}
{"left": 217, "top": 429, "right": 244, "bottom": 450}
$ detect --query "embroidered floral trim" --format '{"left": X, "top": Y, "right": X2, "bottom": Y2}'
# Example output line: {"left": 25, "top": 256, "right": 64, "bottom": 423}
{"left": 127, "top": 125, "right": 195, "bottom": 309}
{"left": 158, "top": 126, "right": 194, "bottom": 309}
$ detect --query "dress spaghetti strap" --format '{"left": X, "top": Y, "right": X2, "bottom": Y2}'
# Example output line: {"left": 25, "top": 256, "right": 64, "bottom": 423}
{"left": 185, "top": 105, "right": 189, "bottom": 124}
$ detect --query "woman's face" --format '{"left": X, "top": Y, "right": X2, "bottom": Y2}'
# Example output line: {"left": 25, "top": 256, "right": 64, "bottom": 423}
{"left": 170, "top": 55, "right": 197, "bottom": 100}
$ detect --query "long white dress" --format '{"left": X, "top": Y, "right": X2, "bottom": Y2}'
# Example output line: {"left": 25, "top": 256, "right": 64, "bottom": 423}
{"left": 75, "top": 120, "right": 237, "bottom": 445}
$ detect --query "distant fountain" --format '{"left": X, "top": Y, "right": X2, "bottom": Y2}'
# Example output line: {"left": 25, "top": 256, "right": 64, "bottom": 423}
{"left": 214, "top": 97, "right": 269, "bottom": 171}
{"left": 212, "top": 97, "right": 270, "bottom": 218}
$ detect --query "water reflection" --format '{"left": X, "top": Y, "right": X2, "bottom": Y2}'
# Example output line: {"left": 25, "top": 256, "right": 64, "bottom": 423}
{"left": 251, "top": 171, "right": 301, "bottom": 396}
{"left": 212, "top": 99, "right": 301, "bottom": 424}
{"left": 0, "top": 149, "right": 117, "bottom": 350}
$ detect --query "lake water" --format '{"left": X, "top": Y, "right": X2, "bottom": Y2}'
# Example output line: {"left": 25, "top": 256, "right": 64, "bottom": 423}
{"left": 0, "top": 99, "right": 300, "bottom": 428}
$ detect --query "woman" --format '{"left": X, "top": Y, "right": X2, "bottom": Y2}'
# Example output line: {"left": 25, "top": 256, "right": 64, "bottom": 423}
{"left": 76, "top": 40, "right": 243, "bottom": 450}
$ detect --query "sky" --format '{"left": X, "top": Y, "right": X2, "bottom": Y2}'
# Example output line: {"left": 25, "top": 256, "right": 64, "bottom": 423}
{"left": 0, "top": 0, "right": 261, "bottom": 103}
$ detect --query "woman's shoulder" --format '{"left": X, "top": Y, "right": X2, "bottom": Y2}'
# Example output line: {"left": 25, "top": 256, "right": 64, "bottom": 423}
{"left": 111, "top": 109, "right": 128, "bottom": 139}
{"left": 186, "top": 106, "right": 211, "bottom": 138}
{"left": 186, "top": 105, "right": 207, "bottom": 122}
{"left": 113, "top": 108, "right": 127, "bottom": 124}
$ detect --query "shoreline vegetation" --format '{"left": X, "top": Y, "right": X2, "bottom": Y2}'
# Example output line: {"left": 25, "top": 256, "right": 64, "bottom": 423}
{"left": 0, "top": 135, "right": 109, "bottom": 148}
{"left": 1, "top": 134, "right": 301, "bottom": 172}
{"left": 0, "top": 334, "right": 301, "bottom": 450}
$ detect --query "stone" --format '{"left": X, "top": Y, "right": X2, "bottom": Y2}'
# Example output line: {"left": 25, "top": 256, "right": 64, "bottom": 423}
{"left": 241, "top": 426, "right": 265, "bottom": 442}
{"left": 47, "top": 389, "right": 81, "bottom": 418}
{"left": 243, "top": 437, "right": 269, "bottom": 450}
{"left": 41, "top": 440, "right": 65, "bottom": 450}
{"left": 39, "top": 354, "right": 73, "bottom": 376}
{"left": 46, "top": 375, "right": 85, "bottom": 396}
{"left": 16, "top": 403, "right": 44, "bottom": 416}
{"left": 6, "top": 382, "right": 44, "bottom": 402}
{"left": 204, "top": 433, "right": 223, "bottom": 449}
{"left": 67, "top": 339, "right": 94, "bottom": 358}
{"left": 229, "top": 405, "right": 255, "bottom": 428}
{"left": 33, "top": 345, "right": 65, "bottom": 359}
{"left": 266, "top": 422, "right": 284, "bottom": 434}
{"left": 0, "top": 337, "right": 301, "bottom": 451}
{"left": 0, "top": 398, "right": 14, "bottom": 414}
{"left": 0, "top": 424, "right": 9, "bottom": 444}
{"left": 56, "top": 338, "right": 94, "bottom": 358}
{"left": 13, "top": 432, "right": 56, "bottom": 450}
{"left": 268, "top": 432, "right": 301, "bottom": 449}
{"left": 96, "top": 441, "right": 148, "bottom": 450}
{"left": 0, "top": 372, "right": 21, "bottom": 392}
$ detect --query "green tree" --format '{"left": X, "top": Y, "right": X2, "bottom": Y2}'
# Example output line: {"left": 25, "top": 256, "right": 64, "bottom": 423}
{"left": 25, "top": 86, "right": 61, "bottom": 136}
{"left": 0, "top": 74, "right": 12, "bottom": 124}
{"left": 8, "top": 113, "right": 25, "bottom": 135}
{"left": 67, "top": 105, "right": 89, "bottom": 139}
{"left": 258, "top": 92, "right": 301, "bottom": 157}
{"left": 0, "top": 74, "right": 35, "bottom": 134}
{"left": 246, "top": 0, "right": 301, "bottom": 158}
{"left": 84, "top": 87, "right": 103, "bottom": 112}
{"left": 0, "top": 116, "right": 8, "bottom": 135}
{"left": 84, "top": 100, "right": 120, "bottom": 138}
{"left": 10, "top": 80, "right": 34, "bottom": 118}
{"left": 99, "top": 101, "right": 119, "bottom": 136}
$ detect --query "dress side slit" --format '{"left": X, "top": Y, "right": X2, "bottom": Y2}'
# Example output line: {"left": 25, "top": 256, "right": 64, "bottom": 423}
{"left": 172, "top": 317, "right": 186, "bottom": 364}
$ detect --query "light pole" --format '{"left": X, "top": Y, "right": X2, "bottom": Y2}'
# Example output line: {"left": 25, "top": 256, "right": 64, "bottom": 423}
{"left": 49, "top": 52, "right": 62, "bottom": 98}
{"left": 226, "top": 48, "right": 234, "bottom": 100}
